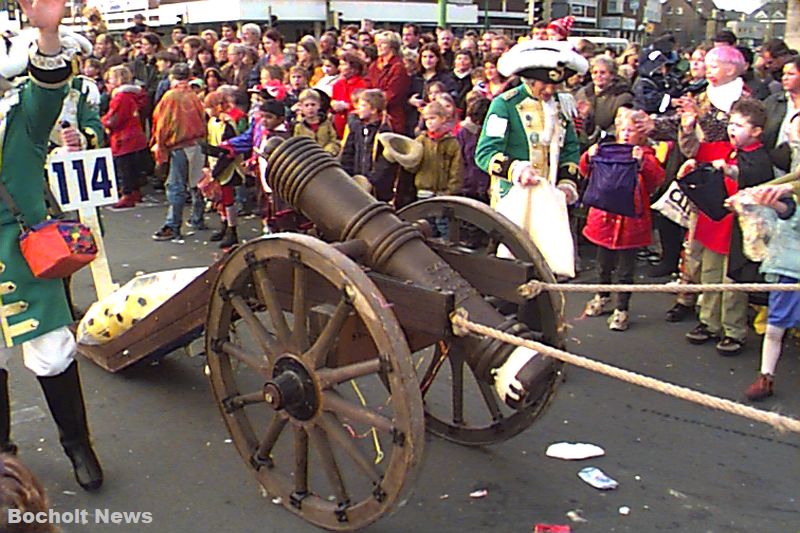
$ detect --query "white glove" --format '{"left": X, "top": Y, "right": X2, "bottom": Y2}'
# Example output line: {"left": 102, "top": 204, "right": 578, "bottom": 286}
{"left": 557, "top": 182, "right": 579, "bottom": 205}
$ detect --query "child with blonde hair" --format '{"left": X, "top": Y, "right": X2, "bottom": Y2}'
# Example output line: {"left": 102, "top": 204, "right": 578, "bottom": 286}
{"left": 412, "top": 100, "right": 463, "bottom": 200}
{"left": 580, "top": 108, "right": 666, "bottom": 330}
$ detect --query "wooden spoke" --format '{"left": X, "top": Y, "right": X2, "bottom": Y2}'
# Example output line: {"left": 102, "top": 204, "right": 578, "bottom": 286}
{"left": 450, "top": 354, "right": 465, "bottom": 426}
{"left": 255, "top": 415, "right": 288, "bottom": 462}
{"left": 322, "top": 391, "right": 393, "bottom": 434}
{"left": 308, "top": 424, "right": 349, "bottom": 504}
{"left": 319, "top": 412, "right": 382, "bottom": 484}
{"left": 293, "top": 425, "right": 309, "bottom": 495}
{"left": 229, "top": 295, "right": 280, "bottom": 357}
{"left": 291, "top": 261, "right": 310, "bottom": 353}
{"left": 223, "top": 391, "right": 267, "bottom": 412}
{"left": 304, "top": 297, "right": 351, "bottom": 369}
{"left": 252, "top": 263, "right": 293, "bottom": 348}
{"left": 317, "top": 359, "right": 382, "bottom": 389}
{"left": 477, "top": 380, "right": 503, "bottom": 422}
{"left": 220, "top": 341, "right": 268, "bottom": 373}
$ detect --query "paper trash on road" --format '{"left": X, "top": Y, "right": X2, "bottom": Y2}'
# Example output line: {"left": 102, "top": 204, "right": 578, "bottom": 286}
{"left": 577, "top": 467, "right": 619, "bottom": 490}
{"left": 469, "top": 489, "right": 488, "bottom": 498}
{"left": 546, "top": 442, "right": 605, "bottom": 460}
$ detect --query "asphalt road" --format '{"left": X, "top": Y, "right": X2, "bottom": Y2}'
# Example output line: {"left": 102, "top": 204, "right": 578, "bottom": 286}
{"left": 6, "top": 197, "right": 799, "bottom": 533}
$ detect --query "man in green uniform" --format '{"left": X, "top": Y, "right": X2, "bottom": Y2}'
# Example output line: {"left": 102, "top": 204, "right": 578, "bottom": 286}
{"left": 476, "top": 40, "right": 588, "bottom": 207}
{"left": 0, "top": 0, "right": 103, "bottom": 491}
{"left": 475, "top": 40, "right": 588, "bottom": 404}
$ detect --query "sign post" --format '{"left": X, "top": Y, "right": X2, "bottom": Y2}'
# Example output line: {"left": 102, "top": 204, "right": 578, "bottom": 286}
{"left": 46, "top": 148, "right": 120, "bottom": 300}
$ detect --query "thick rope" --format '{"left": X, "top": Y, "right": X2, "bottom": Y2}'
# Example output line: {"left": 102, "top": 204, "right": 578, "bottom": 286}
{"left": 450, "top": 310, "right": 800, "bottom": 435}
{"left": 519, "top": 280, "right": 800, "bottom": 299}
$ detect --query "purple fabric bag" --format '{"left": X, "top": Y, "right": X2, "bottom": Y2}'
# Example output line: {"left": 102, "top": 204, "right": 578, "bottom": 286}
{"left": 584, "top": 143, "right": 642, "bottom": 218}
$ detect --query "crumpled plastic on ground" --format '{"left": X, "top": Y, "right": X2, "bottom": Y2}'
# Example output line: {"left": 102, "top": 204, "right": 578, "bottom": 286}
{"left": 577, "top": 466, "right": 618, "bottom": 490}
{"left": 546, "top": 442, "right": 605, "bottom": 460}
{"left": 77, "top": 267, "right": 207, "bottom": 345}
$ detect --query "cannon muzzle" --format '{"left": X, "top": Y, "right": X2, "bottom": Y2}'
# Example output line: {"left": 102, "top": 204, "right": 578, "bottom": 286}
{"left": 265, "top": 137, "right": 556, "bottom": 408}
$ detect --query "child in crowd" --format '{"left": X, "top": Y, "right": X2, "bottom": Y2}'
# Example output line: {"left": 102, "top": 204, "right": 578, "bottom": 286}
{"left": 314, "top": 55, "right": 339, "bottom": 96}
{"left": 81, "top": 57, "right": 104, "bottom": 90}
{"left": 412, "top": 101, "right": 463, "bottom": 201}
{"left": 470, "top": 67, "right": 490, "bottom": 99}
{"left": 102, "top": 65, "right": 149, "bottom": 209}
{"left": 456, "top": 95, "right": 491, "bottom": 204}
{"left": 682, "top": 98, "right": 775, "bottom": 353}
{"left": 204, "top": 90, "right": 245, "bottom": 248}
{"left": 340, "top": 89, "right": 398, "bottom": 201}
{"left": 252, "top": 100, "right": 290, "bottom": 233}
{"left": 742, "top": 184, "right": 800, "bottom": 400}
{"left": 581, "top": 108, "right": 666, "bottom": 331}
{"left": 153, "top": 51, "right": 178, "bottom": 105}
{"left": 410, "top": 101, "right": 463, "bottom": 235}
{"left": 222, "top": 99, "right": 289, "bottom": 234}
{"left": 292, "top": 89, "right": 339, "bottom": 156}
{"left": 285, "top": 65, "right": 310, "bottom": 110}
{"left": 436, "top": 93, "right": 460, "bottom": 134}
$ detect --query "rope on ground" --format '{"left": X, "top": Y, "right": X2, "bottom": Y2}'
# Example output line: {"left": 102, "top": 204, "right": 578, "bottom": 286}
{"left": 450, "top": 309, "right": 800, "bottom": 435}
{"left": 519, "top": 280, "right": 800, "bottom": 299}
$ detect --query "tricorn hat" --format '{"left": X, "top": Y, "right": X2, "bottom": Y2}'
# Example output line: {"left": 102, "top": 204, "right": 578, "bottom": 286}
{"left": 377, "top": 132, "right": 424, "bottom": 170}
{"left": 497, "top": 40, "right": 588, "bottom": 84}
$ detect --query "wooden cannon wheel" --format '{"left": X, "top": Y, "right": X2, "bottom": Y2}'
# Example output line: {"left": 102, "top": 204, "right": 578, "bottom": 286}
{"left": 398, "top": 196, "right": 565, "bottom": 446}
{"left": 205, "top": 234, "right": 425, "bottom": 531}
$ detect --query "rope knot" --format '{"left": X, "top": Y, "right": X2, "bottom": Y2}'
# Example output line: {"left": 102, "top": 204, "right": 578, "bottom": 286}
{"left": 450, "top": 308, "right": 470, "bottom": 337}
{"left": 519, "top": 279, "right": 545, "bottom": 299}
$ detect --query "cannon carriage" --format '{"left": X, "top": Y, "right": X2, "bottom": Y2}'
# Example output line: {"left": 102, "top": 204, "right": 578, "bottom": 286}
{"left": 77, "top": 137, "right": 565, "bottom": 530}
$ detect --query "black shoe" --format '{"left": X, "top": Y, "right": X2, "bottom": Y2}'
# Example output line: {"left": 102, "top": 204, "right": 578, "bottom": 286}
{"left": 219, "top": 226, "right": 238, "bottom": 249}
{"left": 38, "top": 361, "right": 103, "bottom": 491}
{"left": 716, "top": 337, "right": 745, "bottom": 356}
{"left": 666, "top": 303, "right": 694, "bottom": 323}
{"left": 685, "top": 323, "right": 720, "bottom": 344}
{"left": 209, "top": 226, "right": 227, "bottom": 242}
{"left": 0, "top": 370, "right": 17, "bottom": 455}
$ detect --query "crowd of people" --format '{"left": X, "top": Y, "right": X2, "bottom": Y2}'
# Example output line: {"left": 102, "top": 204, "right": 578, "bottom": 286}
{"left": 62, "top": 13, "right": 800, "bottom": 403}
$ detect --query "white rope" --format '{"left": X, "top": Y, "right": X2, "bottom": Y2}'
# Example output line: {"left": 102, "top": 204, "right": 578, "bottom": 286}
{"left": 450, "top": 310, "right": 800, "bottom": 435}
{"left": 519, "top": 280, "right": 800, "bottom": 299}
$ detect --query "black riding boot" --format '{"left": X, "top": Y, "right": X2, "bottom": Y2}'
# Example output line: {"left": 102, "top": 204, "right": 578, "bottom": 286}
{"left": 0, "top": 370, "right": 17, "bottom": 454}
{"left": 218, "top": 226, "right": 238, "bottom": 249}
{"left": 37, "top": 361, "right": 103, "bottom": 491}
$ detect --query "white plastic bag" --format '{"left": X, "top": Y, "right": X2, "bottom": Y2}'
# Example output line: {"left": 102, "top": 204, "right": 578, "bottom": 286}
{"left": 727, "top": 189, "right": 777, "bottom": 262}
{"left": 495, "top": 182, "right": 575, "bottom": 278}
{"left": 651, "top": 180, "right": 695, "bottom": 228}
{"left": 77, "top": 267, "right": 207, "bottom": 345}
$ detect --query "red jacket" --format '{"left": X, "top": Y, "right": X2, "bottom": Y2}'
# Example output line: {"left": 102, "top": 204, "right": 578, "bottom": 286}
{"left": 691, "top": 141, "right": 737, "bottom": 255}
{"left": 366, "top": 55, "right": 411, "bottom": 134}
{"left": 580, "top": 145, "right": 666, "bottom": 250}
{"left": 331, "top": 74, "right": 369, "bottom": 138}
{"left": 101, "top": 85, "right": 148, "bottom": 156}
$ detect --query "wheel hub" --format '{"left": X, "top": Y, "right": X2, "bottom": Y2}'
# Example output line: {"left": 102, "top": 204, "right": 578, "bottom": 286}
{"left": 264, "top": 357, "right": 318, "bottom": 421}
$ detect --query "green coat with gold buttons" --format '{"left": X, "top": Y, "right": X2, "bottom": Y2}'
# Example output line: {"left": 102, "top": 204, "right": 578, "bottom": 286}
{"left": 0, "top": 56, "right": 74, "bottom": 347}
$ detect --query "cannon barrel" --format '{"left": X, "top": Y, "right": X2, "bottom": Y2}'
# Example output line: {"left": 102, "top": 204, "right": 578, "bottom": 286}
{"left": 264, "top": 137, "right": 555, "bottom": 407}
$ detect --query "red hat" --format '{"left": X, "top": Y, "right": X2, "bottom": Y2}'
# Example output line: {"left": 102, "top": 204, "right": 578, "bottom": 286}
{"left": 547, "top": 16, "right": 575, "bottom": 38}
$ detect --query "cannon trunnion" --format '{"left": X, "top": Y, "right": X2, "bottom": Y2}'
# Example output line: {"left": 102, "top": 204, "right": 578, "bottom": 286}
{"left": 203, "top": 137, "right": 565, "bottom": 530}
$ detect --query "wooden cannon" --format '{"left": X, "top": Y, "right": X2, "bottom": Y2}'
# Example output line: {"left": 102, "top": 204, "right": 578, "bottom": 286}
{"left": 77, "top": 136, "right": 565, "bottom": 530}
